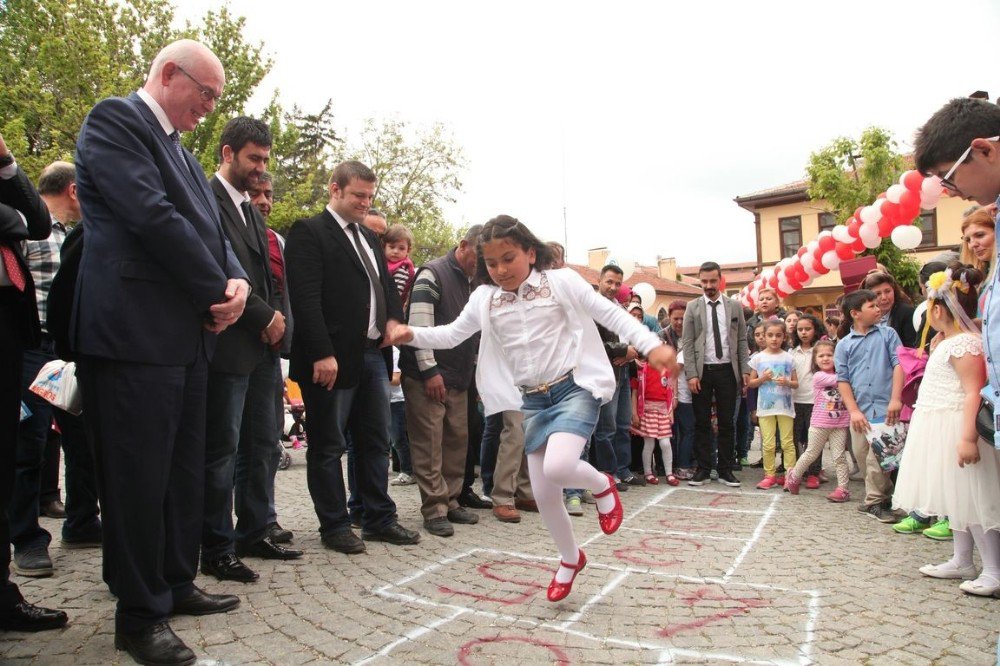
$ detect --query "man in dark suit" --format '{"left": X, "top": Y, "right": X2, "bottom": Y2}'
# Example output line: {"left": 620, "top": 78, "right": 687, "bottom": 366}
{"left": 74, "top": 40, "right": 248, "bottom": 665}
{"left": 0, "top": 132, "right": 68, "bottom": 633}
{"left": 201, "top": 118, "right": 301, "bottom": 586}
{"left": 681, "top": 261, "right": 751, "bottom": 488}
{"left": 285, "top": 160, "right": 420, "bottom": 554}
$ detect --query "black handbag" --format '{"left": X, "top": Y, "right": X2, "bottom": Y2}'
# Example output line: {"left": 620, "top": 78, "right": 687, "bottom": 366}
{"left": 976, "top": 398, "right": 995, "bottom": 442}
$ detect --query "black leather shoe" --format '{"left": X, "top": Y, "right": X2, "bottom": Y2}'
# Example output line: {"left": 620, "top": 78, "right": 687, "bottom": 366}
{"left": 0, "top": 601, "right": 68, "bottom": 632}
{"left": 458, "top": 492, "right": 492, "bottom": 509}
{"left": 688, "top": 469, "right": 711, "bottom": 486}
{"left": 624, "top": 474, "right": 647, "bottom": 487}
{"left": 115, "top": 621, "right": 195, "bottom": 665}
{"left": 266, "top": 522, "right": 293, "bottom": 544}
{"left": 235, "top": 536, "right": 303, "bottom": 560}
{"left": 39, "top": 499, "right": 66, "bottom": 519}
{"left": 171, "top": 586, "right": 239, "bottom": 616}
{"left": 362, "top": 522, "right": 421, "bottom": 545}
{"left": 718, "top": 470, "right": 741, "bottom": 487}
{"left": 201, "top": 553, "right": 259, "bottom": 583}
{"left": 322, "top": 530, "right": 366, "bottom": 554}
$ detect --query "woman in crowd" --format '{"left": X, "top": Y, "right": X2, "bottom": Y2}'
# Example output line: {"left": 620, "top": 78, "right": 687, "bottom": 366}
{"left": 860, "top": 271, "right": 917, "bottom": 348}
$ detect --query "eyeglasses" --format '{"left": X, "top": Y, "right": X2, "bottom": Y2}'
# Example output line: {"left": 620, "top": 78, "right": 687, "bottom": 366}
{"left": 176, "top": 65, "right": 222, "bottom": 103}
{"left": 939, "top": 135, "right": 1000, "bottom": 191}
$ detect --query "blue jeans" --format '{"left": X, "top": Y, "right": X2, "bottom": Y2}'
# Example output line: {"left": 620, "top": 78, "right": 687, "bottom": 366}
{"left": 673, "top": 402, "right": 696, "bottom": 468}
{"left": 612, "top": 368, "right": 634, "bottom": 479}
{"left": 479, "top": 412, "right": 503, "bottom": 497}
{"left": 11, "top": 342, "right": 100, "bottom": 552}
{"left": 203, "top": 354, "right": 278, "bottom": 558}
{"left": 594, "top": 381, "right": 622, "bottom": 476}
{"left": 300, "top": 349, "right": 397, "bottom": 536}
{"left": 389, "top": 401, "right": 412, "bottom": 475}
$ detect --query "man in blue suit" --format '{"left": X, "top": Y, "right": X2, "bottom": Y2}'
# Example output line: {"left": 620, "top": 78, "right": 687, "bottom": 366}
{"left": 73, "top": 39, "right": 249, "bottom": 666}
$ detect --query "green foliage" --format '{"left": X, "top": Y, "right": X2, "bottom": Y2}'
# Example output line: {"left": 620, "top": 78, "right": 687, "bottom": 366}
{"left": 806, "top": 127, "right": 920, "bottom": 294}
{"left": 339, "top": 118, "right": 466, "bottom": 265}
{"left": 0, "top": 0, "right": 269, "bottom": 179}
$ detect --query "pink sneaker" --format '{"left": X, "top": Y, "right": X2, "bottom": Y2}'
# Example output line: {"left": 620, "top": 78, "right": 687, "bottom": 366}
{"left": 826, "top": 487, "right": 850, "bottom": 503}
{"left": 805, "top": 475, "right": 820, "bottom": 490}
{"left": 784, "top": 471, "right": 800, "bottom": 495}
{"left": 774, "top": 475, "right": 785, "bottom": 486}
{"left": 756, "top": 476, "right": 779, "bottom": 490}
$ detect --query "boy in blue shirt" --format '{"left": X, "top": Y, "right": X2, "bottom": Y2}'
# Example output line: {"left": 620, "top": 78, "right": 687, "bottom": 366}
{"left": 835, "top": 290, "right": 904, "bottom": 523}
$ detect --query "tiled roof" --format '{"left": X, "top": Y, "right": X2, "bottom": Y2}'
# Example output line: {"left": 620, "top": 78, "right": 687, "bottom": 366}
{"left": 566, "top": 263, "right": 704, "bottom": 298}
{"left": 734, "top": 178, "right": 808, "bottom": 201}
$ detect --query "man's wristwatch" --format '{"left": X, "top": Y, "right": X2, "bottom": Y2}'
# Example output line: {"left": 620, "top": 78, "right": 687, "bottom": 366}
{"left": 0, "top": 153, "right": 14, "bottom": 169}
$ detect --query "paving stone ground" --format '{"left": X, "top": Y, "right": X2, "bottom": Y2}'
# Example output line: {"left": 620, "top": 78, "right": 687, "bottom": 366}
{"left": 2, "top": 446, "right": 998, "bottom": 665}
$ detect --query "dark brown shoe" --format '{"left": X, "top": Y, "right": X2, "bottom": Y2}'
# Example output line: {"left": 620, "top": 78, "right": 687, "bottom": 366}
{"left": 514, "top": 498, "right": 538, "bottom": 512}
{"left": 39, "top": 500, "right": 66, "bottom": 519}
{"left": 492, "top": 505, "right": 521, "bottom": 523}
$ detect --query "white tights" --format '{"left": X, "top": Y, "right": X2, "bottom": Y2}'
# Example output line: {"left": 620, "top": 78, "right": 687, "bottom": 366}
{"left": 527, "top": 432, "right": 614, "bottom": 583}
{"left": 642, "top": 437, "right": 672, "bottom": 477}
{"left": 947, "top": 525, "right": 1000, "bottom": 583}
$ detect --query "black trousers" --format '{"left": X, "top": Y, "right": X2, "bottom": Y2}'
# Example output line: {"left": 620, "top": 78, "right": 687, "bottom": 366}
{"left": 78, "top": 352, "right": 207, "bottom": 633}
{"left": 0, "top": 289, "right": 27, "bottom": 610}
{"left": 692, "top": 364, "right": 739, "bottom": 473}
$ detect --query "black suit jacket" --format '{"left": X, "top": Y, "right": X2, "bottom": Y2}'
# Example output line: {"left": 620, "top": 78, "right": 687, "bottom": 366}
{"left": 73, "top": 93, "right": 247, "bottom": 365}
{"left": 0, "top": 165, "right": 52, "bottom": 347}
{"left": 209, "top": 175, "right": 280, "bottom": 375}
{"left": 888, "top": 301, "right": 917, "bottom": 349}
{"left": 285, "top": 208, "right": 402, "bottom": 388}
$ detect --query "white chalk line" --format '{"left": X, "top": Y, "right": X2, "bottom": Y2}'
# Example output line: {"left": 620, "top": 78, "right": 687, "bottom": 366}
{"left": 352, "top": 606, "right": 468, "bottom": 666}
{"left": 556, "top": 569, "right": 630, "bottom": 630}
{"left": 652, "top": 503, "right": 768, "bottom": 515}
{"left": 620, "top": 525, "right": 750, "bottom": 542}
{"left": 722, "top": 493, "right": 779, "bottom": 583}
{"left": 672, "top": 486, "right": 782, "bottom": 499}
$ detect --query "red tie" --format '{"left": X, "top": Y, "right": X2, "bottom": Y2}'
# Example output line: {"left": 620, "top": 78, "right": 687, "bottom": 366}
{"left": 0, "top": 245, "right": 26, "bottom": 291}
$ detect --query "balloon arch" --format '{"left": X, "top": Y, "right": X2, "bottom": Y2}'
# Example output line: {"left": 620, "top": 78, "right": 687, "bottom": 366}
{"left": 737, "top": 172, "right": 944, "bottom": 309}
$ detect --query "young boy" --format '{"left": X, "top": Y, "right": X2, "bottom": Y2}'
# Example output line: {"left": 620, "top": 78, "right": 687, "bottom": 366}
{"left": 834, "top": 289, "right": 904, "bottom": 522}
{"left": 914, "top": 98, "right": 1000, "bottom": 451}
{"left": 383, "top": 224, "right": 416, "bottom": 303}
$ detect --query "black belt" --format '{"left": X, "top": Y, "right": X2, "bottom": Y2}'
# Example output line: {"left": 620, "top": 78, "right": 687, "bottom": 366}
{"left": 365, "top": 337, "right": 382, "bottom": 349}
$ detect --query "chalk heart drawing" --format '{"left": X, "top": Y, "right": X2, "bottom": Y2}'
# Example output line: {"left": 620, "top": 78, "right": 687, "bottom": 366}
{"left": 438, "top": 559, "right": 549, "bottom": 605}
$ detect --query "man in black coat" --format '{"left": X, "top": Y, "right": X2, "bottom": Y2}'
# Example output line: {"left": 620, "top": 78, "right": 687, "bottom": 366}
{"left": 0, "top": 132, "right": 68, "bottom": 633}
{"left": 285, "top": 160, "right": 420, "bottom": 554}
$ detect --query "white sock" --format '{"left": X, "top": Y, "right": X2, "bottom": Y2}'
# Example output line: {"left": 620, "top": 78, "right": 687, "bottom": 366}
{"left": 658, "top": 437, "right": 673, "bottom": 475}
{"left": 942, "top": 529, "right": 975, "bottom": 570}
{"left": 642, "top": 437, "right": 655, "bottom": 476}
{"left": 969, "top": 525, "right": 1000, "bottom": 583}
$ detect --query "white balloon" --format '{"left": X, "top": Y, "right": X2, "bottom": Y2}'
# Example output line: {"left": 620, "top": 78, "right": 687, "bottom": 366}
{"left": 920, "top": 176, "right": 943, "bottom": 210}
{"left": 860, "top": 205, "right": 881, "bottom": 225}
{"left": 606, "top": 255, "right": 635, "bottom": 281}
{"left": 632, "top": 282, "right": 656, "bottom": 310}
{"left": 760, "top": 268, "right": 774, "bottom": 283}
{"left": 862, "top": 231, "right": 882, "bottom": 249}
{"left": 802, "top": 255, "right": 820, "bottom": 277}
{"left": 891, "top": 224, "right": 923, "bottom": 250}
{"left": 821, "top": 251, "right": 841, "bottom": 270}
{"left": 832, "top": 225, "right": 853, "bottom": 243}
{"left": 807, "top": 240, "right": 820, "bottom": 256}
{"left": 886, "top": 184, "right": 907, "bottom": 204}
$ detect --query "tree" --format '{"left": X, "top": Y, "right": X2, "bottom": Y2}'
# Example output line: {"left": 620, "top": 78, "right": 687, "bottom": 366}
{"left": 340, "top": 118, "right": 467, "bottom": 265}
{"left": 0, "top": 0, "right": 270, "bottom": 179}
{"left": 806, "top": 127, "right": 920, "bottom": 294}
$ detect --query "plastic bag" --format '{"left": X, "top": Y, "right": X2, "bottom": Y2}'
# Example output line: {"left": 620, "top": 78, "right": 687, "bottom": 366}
{"left": 29, "top": 360, "right": 82, "bottom": 416}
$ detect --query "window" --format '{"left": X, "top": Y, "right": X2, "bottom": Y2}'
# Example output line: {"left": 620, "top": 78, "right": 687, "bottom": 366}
{"left": 779, "top": 216, "right": 802, "bottom": 259}
{"left": 916, "top": 211, "right": 937, "bottom": 249}
{"left": 818, "top": 212, "right": 837, "bottom": 233}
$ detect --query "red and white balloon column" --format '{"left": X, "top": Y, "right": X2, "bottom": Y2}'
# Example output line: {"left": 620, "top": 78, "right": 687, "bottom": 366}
{"left": 738, "top": 172, "right": 944, "bottom": 309}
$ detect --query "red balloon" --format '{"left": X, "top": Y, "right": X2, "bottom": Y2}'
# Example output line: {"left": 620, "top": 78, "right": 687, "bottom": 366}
{"left": 775, "top": 287, "right": 789, "bottom": 298}
{"left": 851, "top": 237, "right": 866, "bottom": 253}
{"left": 797, "top": 246, "right": 808, "bottom": 258}
{"left": 854, "top": 206, "right": 865, "bottom": 223}
{"left": 817, "top": 235, "right": 835, "bottom": 253}
{"left": 898, "top": 190, "right": 921, "bottom": 221}
{"left": 835, "top": 241, "right": 854, "bottom": 260}
{"left": 787, "top": 273, "right": 803, "bottom": 291}
{"left": 877, "top": 217, "right": 894, "bottom": 237}
{"left": 902, "top": 170, "right": 924, "bottom": 192}
{"left": 720, "top": 275, "right": 727, "bottom": 291}
{"left": 813, "top": 255, "right": 830, "bottom": 275}
{"left": 769, "top": 275, "right": 778, "bottom": 289}
{"left": 847, "top": 218, "right": 862, "bottom": 238}
{"left": 879, "top": 199, "right": 900, "bottom": 222}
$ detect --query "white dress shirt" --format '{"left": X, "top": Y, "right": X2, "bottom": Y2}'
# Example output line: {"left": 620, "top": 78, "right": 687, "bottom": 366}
{"left": 216, "top": 172, "right": 250, "bottom": 225}
{"left": 136, "top": 88, "right": 175, "bottom": 137}
{"left": 327, "top": 205, "right": 381, "bottom": 339}
{"left": 703, "top": 294, "right": 731, "bottom": 364}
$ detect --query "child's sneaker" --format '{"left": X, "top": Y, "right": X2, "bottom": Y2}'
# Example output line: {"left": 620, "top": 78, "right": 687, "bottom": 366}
{"left": 805, "top": 475, "right": 820, "bottom": 490}
{"left": 390, "top": 472, "right": 415, "bottom": 486}
{"left": 774, "top": 475, "right": 785, "bottom": 486}
{"left": 826, "top": 487, "right": 850, "bottom": 503}
{"left": 739, "top": 457, "right": 749, "bottom": 467}
{"left": 923, "top": 519, "right": 953, "bottom": 541}
{"left": 756, "top": 476, "right": 779, "bottom": 490}
{"left": 892, "top": 516, "right": 930, "bottom": 534}
{"left": 581, "top": 490, "right": 597, "bottom": 504}
{"left": 783, "top": 471, "right": 800, "bottom": 495}
{"left": 565, "top": 496, "right": 584, "bottom": 516}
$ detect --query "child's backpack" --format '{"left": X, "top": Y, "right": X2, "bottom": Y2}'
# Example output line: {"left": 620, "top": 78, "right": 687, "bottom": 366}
{"left": 897, "top": 346, "right": 927, "bottom": 423}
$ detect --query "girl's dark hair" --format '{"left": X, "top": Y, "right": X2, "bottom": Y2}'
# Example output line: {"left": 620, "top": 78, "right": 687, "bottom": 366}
{"left": 838, "top": 289, "right": 877, "bottom": 339}
{"left": 475, "top": 215, "right": 556, "bottom": 286}
{"left": 860, "top": 271, "right": 912, "bottom": 305}
{"left": 761, "top": 319, "right": 786, "bottom": 338}
{"left": 929, "top": 262, "right": 985, "bottom": 322}
{"left": 792, "top": 313, "right": 824, "bottom": 348}
{"left": 811, "top": 340, "right": 836, "bottom": 373}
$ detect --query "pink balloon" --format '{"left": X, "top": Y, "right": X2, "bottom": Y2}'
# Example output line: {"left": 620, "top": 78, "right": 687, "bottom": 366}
{"left": 900, "top": 170, "right": 924, "bottom": 192}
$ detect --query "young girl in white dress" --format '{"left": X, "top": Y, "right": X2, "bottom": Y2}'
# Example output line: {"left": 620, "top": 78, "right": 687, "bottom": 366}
{"left": 893, "top": 265, "right": 1000, "bottom": 597}
{"left": 385, "top": 216, "right": 674, "bottom": 602}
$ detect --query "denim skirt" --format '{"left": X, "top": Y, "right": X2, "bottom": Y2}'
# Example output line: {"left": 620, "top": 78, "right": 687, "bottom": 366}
{"left": 521, "top": 376, "right": 602, "bottom": 454}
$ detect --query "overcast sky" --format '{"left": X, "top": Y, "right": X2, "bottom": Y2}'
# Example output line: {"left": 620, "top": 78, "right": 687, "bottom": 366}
{"left": 174, "top": 0, "right": 1000, "bottom": 267}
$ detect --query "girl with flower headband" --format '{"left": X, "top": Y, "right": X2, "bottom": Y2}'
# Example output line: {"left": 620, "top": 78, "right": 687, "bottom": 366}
{"left": 892, "top": 264, "right": 1000, "bottom": 598}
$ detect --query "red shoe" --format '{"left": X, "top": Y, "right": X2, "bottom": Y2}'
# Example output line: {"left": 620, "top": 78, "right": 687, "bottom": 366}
{"left": 594, "top": 473, "right": 623, "bottom": 535}
{"left": 756, "top": 475, "right": 779, "bottom": 490}
{"left": 645, "top": 474, "right": 659, "bottom": 485}
{"left": 774, "top": 475, "right": 785, "bottom": 486}
{"left": 547, "top": 549, "right": 587, "bottom": 602}
{"left": 665, "top": 474, "right": 680, "bottom": 486}
{"left": 805, "top": 475, "right": 820, "bottom": 490}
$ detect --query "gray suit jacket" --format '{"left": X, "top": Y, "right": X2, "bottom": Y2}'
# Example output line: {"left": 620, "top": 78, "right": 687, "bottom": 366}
{"left": 680, "top": 295, "right": 751, "bottom": 383}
